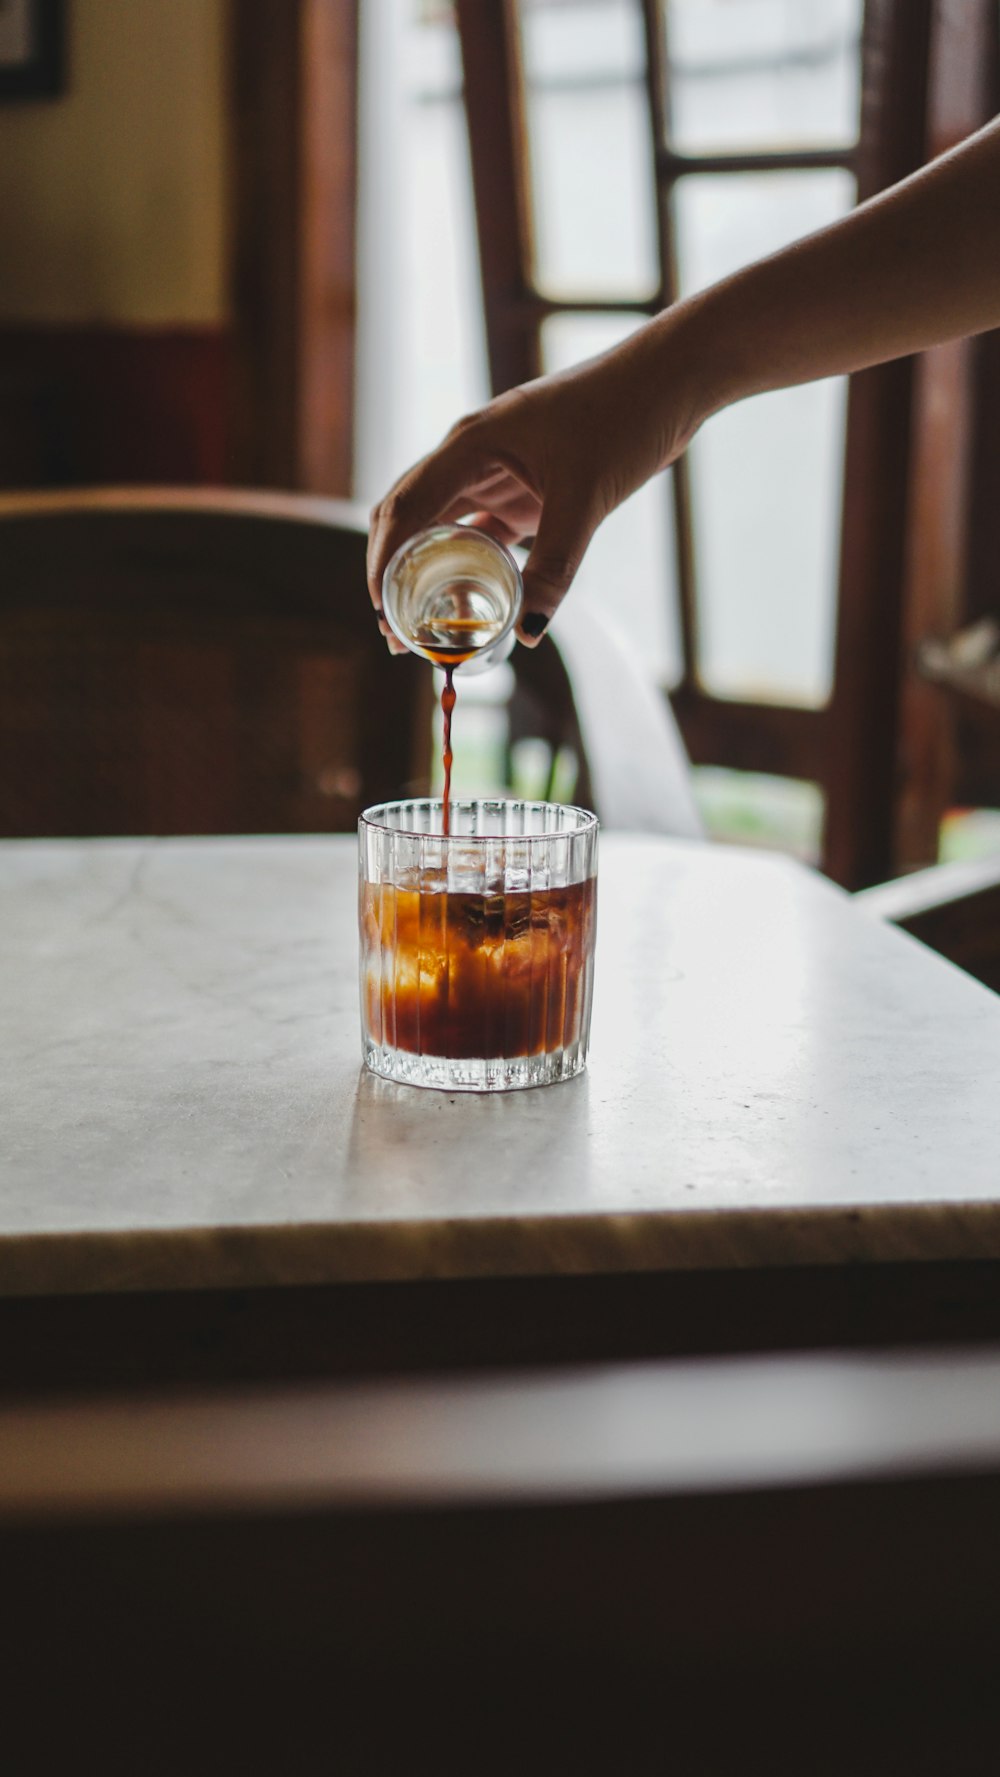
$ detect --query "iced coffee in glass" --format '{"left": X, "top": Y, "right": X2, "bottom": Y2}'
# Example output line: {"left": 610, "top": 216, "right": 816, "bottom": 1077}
{"left": 359, "top": 798, "right": 598, "bottom": 1091}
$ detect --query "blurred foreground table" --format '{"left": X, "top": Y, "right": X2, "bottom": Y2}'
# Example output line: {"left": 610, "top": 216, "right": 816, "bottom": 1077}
{"left": 7, "top": 1346, "right": 1000, "bottom": 1770}
{"left": 3, "top": 834, "right": 1000, "bottom": 1390}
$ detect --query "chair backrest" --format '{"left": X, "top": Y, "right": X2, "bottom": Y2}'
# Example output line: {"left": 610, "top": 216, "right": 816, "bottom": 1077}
{"left": 0, "top": 488, "right": 433, "bottom": 837}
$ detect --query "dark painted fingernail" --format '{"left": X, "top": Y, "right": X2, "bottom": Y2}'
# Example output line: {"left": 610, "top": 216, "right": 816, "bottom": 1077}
{"left": 522, "top": 612, "right": 549, "bottom": 638}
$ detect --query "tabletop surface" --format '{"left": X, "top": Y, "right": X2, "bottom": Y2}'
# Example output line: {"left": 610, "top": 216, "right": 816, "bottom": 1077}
{"left": 3, "top": 833, "right": 1000, "bottom": 1298}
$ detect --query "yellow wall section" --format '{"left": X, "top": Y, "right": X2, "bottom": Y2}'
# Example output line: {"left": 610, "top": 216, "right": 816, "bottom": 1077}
{"left": 0, "top": 0, "right": 228, "bottom": 325}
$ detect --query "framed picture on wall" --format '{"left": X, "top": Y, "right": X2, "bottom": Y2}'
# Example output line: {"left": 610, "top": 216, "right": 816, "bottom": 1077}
{"left": 0, "top": 0, "right": 64, "bottom": 101}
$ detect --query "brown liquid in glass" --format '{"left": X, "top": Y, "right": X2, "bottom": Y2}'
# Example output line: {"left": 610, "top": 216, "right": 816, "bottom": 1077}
{"left": 361, "top": 875, "right": 595, "bottom": 1060}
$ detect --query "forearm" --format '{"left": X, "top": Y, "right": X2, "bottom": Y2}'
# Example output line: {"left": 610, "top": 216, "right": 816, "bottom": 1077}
{"left": 640, "top": 112, "right": 1000, "bottom": 449}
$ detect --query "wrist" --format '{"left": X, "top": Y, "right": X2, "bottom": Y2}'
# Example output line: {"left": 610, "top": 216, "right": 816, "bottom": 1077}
{"left": 669, "top": 283, "right": 754, "bottom": 422}
{"left": 623, "top": 288, "right": 746, "bottom": 474}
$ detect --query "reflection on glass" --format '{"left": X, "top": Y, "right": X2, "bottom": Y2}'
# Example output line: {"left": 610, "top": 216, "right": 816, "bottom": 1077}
{"left": 520, "top": 0, "right": 658, "bottom": 299}
{"left": 666, "top": 0, "right": 862, "bottom": 153}
{"left": 675, "top": 171, "right": 852, "bottom": 705}
{"left": 541, "top": 313, "right": 682, "bottom": 688}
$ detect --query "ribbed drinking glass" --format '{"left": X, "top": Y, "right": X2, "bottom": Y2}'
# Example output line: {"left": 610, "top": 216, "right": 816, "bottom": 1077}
{"left": 359, "top": 799, "right": 598, "bottom": 1091}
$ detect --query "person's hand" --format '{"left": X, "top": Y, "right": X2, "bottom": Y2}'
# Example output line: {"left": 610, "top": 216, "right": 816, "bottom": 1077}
{"left": 366, "top": 326, "right": 701, "bottom": 648}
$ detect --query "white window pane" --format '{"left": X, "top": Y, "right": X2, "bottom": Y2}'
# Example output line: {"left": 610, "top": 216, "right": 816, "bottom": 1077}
{"left": 541, "top": 313, "right": 682, "bottom": 687}
{"left": 675, "top": 166, "right": 854, "bottom": 293}
{"left": 521, "top": 0, "right": 646, "bottom": 83}
{"left": 398, "top": 95, "right": 490, "bottom": 461}
{"left": 521, "top": 1, "right": 659, "bottom": 300}
{"left": 689, "top": 380, "right": 846, "bottom": 705}
{"left": 354, "top": 0, "right": 488, "bottom": 502}
{"left": 675, "top": 170, "right": 852, "bottom": 704}
{"left": 667, "top": 0, "right": 862, "bottom": 153}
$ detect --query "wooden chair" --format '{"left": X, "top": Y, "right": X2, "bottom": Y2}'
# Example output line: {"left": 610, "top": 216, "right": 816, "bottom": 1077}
{"left": 0, "top": 488, "right": 432, "bottom": 838}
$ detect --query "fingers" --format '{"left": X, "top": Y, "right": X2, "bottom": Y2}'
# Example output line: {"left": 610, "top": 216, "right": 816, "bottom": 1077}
{"left": 366, "top": 427, "right": 483, "bottom": 609}
{"left": 515, "top": 488, "right": 597, "bottom": 648}
{"left": 464, "top": 509, "right": 526, "bottom": 547}
{"left": 377, "top": 617, "right": 408, "bottom": 655}
{"left": 436, "top": 496, "right": 483, "bottom": 525}
{"left": 365, "top": 400, "right": 596, "bottom": 660}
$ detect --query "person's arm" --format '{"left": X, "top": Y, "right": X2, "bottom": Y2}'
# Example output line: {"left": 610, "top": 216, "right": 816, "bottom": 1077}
{"left": 368, "top": 114, "right": 1000, "bottom": 648}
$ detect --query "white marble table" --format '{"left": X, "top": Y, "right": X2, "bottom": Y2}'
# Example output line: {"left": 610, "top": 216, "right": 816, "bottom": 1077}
{"left": 3, "top": 832, "right": 1000, "bottom": 1312}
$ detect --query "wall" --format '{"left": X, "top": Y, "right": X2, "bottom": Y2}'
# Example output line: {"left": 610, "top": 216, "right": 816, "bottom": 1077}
{"left": 0, "top": 0, "right": 230, "bottom": 485}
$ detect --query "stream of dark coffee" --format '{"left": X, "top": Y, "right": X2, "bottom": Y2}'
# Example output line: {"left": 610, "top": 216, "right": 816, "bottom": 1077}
{"left": 422, "top": 621, "right": 503, "bottom": 838}
{"left": 422, "top": 648, "right": 468, "bottom": 839}
{"left": 440, "top": 665, "right": 456, "bottom": 836}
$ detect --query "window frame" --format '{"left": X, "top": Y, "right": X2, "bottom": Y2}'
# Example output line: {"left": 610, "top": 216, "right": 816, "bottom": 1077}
{"left": 455, "top": 0, "right": 996, "bottom": 885}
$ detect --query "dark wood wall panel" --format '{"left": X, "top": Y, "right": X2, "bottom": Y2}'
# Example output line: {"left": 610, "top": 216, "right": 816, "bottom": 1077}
{"left": 0, "top": 326, "right": 228, "bottom": 491}
{"left": 229, "top": 0, "right": 359, "bottom": 494}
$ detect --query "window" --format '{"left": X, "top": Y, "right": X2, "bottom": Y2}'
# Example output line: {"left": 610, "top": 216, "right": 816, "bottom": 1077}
{"left": 355, "top": 1, "right": 996, "bottom": 881}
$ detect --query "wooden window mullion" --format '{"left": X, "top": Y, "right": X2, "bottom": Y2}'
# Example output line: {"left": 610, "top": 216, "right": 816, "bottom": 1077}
{"left": 659, "top": 148, "right": 855, "bottom": 177}
{"left": 641, "top": 0, "right": 699, "bottom": 694}
{"left": 456, "top": 0, "right": 541, "bottom": 396}
{"left": 890, "top": 0, "right": 997, "bottom": 873}
{"left": 824, "top": 0, "right": 935, "bottom": 887}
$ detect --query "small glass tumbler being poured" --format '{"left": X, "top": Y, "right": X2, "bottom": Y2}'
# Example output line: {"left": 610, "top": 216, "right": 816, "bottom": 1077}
{"left": 380, "top": 524, "right": 522, "bottom": 674}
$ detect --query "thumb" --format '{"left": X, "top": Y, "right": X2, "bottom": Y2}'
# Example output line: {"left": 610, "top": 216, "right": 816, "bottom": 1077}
{"left": 516, "top": 490, "right": 596, "bottom": 647}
